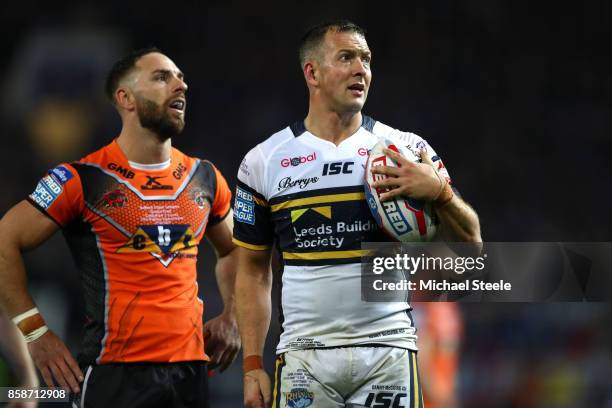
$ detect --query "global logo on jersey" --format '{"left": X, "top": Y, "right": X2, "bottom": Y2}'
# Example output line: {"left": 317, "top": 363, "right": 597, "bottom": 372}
{"left": 117, "top": 224, "right": 197, "bottom": 267}
{"left": 280, "top": 152, "right": 317, "bottom": 167}
{"left": 284, "top": 388, "right": 313, "bottom": 408}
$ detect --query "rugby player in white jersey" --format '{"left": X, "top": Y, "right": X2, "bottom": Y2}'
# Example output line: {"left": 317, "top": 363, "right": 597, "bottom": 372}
{"left": 233, "top": 20, "right": 481, "bottom": 408}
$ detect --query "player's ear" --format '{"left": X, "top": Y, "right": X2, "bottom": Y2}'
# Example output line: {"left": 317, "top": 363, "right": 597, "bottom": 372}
{"left": 304, "top": 61, "right": 318, "bottom": 86}
{"left": 115, "top": 87, "right": 135, "bottom": 111}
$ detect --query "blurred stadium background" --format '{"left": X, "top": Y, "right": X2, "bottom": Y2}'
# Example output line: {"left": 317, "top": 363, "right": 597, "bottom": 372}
{"left": 1, "top": 1, "right": 611, "bottom": 407}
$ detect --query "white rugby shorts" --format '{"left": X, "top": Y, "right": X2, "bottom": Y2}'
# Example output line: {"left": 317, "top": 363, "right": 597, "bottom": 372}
{"left": 271, "top": 347, "right": 423, "bottom": 408}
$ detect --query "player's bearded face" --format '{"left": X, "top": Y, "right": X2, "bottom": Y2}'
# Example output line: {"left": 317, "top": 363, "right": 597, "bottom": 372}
{"left": 135, "top": 94, "right": 185, "bottom": 140}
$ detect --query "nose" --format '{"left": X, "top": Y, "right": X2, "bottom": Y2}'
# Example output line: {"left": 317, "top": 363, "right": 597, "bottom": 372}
{"left": 352, "top": 58, "right": 368, "bottom": 77}
{"left": 173, "top": 76, "right": 188, "bottom": 93}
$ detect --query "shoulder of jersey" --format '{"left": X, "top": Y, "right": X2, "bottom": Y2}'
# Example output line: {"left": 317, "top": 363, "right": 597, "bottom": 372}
{"left": 250, "top": 127, "right": 295, "bottom": 159}
{"left": 240, "top": 126, "right": 294, "bottom": 175}
{"left": 243, "top": 118, "right": 425, "bottom": 161}
{"left": 77, "top": 143, "right": 108, "bottom": 164}
{"left": 173, "top": 147, "right": 202, "bottom": 168}
{"left": 370, "top": 120, "right": 425, "bottom": 147}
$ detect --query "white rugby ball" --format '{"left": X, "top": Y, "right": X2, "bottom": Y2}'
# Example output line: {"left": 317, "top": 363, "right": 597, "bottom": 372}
{"left": 364, "top": 139, "right": 438, "bottom": 241}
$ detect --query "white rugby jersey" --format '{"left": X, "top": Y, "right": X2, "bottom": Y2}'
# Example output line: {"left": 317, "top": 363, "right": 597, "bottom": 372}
{"left": 233, "top": 116, "right": 450, "bottom": 353}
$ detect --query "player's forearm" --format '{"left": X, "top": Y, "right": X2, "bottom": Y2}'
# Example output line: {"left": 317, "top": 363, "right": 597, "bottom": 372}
{"left": 0, "top": 243, "right": 36, "bottom": 317}
{"left": 235, "top": 260, "right": 272, "bottom": 357}
{"left": 215, "top": 246, "right": 239, "bottom": 316}
{"left": 435, "top": 195, "right": 481, "bottom": 242}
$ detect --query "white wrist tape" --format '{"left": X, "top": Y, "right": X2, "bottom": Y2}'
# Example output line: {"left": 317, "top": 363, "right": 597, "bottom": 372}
{"left": 12, "top": 307, "right": 40, "bottom": 325}
{"left": 23, "top": 325, "right": 48, "bottom": 343}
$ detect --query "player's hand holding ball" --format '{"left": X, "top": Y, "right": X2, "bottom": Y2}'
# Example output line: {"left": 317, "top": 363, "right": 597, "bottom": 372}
{"left": 364, "top": 138, "right": 451, "bottom": 241}
{"left": 370, "top": 146, "right": 445, "bottom": 202}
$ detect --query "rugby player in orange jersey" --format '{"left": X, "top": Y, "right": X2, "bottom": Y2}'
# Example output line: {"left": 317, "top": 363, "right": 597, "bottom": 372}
{"left": 417, "top": 303, "right": 463, "bottom": 408}
{"left": 0, "top": 48, "right": 240, "bottom": 407}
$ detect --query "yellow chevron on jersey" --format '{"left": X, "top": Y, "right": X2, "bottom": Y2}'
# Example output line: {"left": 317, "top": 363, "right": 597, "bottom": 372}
{"left": 290, "top": 206, "right": 332, "bottom": 223}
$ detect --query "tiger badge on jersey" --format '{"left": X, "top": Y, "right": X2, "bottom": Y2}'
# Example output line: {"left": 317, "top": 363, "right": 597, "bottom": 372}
{"left": 101, "top": 189, "right": 128, "bottom": 208}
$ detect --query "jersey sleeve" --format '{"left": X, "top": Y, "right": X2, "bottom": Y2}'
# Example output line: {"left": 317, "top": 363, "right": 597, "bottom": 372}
{"left": 27, "top": 164, "right": 83, "bottom": 227}
{"left": 208, "top": 163, "right": 232, "bottom": 227}
{"left": 232, "top": 147, "right": 274, "bottom": 250}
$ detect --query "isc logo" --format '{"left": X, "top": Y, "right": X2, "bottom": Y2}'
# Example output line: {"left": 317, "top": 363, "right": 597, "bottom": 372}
{"left": 364, "top": 392, "right": 407, "bottom": 408}
{"left": 322, "top": 161, "right": 354, "bottom": 176}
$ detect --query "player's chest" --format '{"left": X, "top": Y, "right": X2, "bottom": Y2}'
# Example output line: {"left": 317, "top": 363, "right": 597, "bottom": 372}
{"left": 79, "top": 164, "right": 214, "bottom": 242}
{"left": 268, "top": 141, "right": 373, "bottom": 197}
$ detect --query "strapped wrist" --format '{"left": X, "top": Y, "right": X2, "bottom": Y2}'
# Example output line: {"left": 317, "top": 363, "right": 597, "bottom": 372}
{"left": 12, "top": 308, "right": 47, "bottom": 341}
{"left": 243, "top": 355, "right": 264, "bottom": 373}
{"left": 23, "top": 325, "right": 49, "bottom": 343}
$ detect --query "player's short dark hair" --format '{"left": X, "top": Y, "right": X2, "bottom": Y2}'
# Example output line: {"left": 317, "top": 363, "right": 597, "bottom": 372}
{"left": 105, "top": 46, "right": 162, "bottom": 104}
{"left": 298, "top": 20, "right": 366, "bottom": 68}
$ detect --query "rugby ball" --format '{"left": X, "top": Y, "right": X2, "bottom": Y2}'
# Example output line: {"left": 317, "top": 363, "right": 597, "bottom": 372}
{"left": 364, "top": 139, "right": 438, "bottom": 241}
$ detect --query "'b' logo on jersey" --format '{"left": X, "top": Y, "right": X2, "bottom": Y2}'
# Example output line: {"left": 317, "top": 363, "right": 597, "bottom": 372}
{"left": 117, "top": 224, "right": 197, "bottom": 262}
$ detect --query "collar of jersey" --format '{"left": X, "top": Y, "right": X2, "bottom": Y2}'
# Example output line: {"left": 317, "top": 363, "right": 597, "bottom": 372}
{"left": 110, "top": 139, "right": 176, "bottom": 173}
{"left": 300, "top": 126, "right": 367, "bottom": 150}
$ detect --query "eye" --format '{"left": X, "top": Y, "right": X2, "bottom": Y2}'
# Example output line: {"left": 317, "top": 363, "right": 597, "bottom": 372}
{"left": 340, "top": 54, "right": 351, "bottom": 62}
{"left": 156, "top": 72, "right": 168, "bottom": 81}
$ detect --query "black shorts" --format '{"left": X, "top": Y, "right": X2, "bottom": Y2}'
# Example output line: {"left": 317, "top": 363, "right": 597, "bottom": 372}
{"left": 71, "top": 361, "right": 209, "bottom": 408}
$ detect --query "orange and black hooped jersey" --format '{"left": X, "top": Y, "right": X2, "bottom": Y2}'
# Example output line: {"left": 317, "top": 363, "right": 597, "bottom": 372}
{"left": 28, "top": 140, "right": 231, "bottom": 364}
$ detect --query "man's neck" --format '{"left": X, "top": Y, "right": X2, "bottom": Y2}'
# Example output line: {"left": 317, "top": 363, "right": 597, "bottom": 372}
{"left": 116, "top": 127, "right": 172, "bottom": 164}
{"left": 304, "top": 107, "right": 362, "bottom": 146}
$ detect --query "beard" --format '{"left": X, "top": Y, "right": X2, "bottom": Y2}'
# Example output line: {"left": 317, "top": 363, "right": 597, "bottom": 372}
{"left": 135, "top": 95, "right": 185, "bottom": 140}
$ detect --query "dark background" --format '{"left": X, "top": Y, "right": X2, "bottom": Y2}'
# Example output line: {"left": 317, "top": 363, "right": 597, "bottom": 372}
{"left": 0, "top": 1, "right": 611, "bottom": 406}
